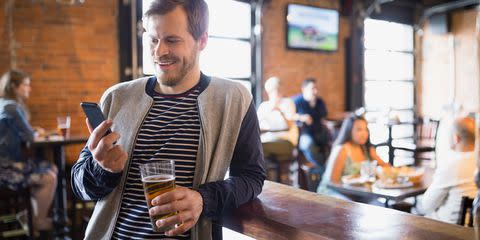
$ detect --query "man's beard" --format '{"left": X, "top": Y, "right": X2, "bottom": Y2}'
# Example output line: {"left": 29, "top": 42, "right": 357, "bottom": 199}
{"left": 155, "top": 46, "right": 198, "bottom": 87}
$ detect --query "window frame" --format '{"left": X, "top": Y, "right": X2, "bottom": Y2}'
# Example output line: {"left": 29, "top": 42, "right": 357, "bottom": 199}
{"left": 363, "top": 18, "right": 416, "bottom": 166}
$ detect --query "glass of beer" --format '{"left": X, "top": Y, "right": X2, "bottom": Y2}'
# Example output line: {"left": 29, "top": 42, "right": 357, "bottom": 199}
{"left": 56, "top": 116, "right": 71, "bottom": 138}
{"left": 140, "top": 161, "right": 177, "bottom": 232}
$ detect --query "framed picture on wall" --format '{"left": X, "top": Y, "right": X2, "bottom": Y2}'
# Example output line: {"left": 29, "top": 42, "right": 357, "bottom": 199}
{"left": 286, "top": 3, "right": 339, "bottom": 52}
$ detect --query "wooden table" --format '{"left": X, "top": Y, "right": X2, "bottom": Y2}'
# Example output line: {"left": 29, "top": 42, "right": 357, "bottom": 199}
{"left": 223, "top": 181, "right": 476, "bottom": 240}
{"left": 32, "top": 135, "right": 88, "bottom": 239}
{"left": 327, "top": 167, "right": 434, "bottom": 207}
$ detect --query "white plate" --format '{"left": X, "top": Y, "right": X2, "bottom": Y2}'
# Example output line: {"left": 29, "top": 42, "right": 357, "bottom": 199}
{"left": 373, "top": 181, "right": 413, "bottom": 189}
{"left": 341, "top": 175, "right": 366, "bottom": 185}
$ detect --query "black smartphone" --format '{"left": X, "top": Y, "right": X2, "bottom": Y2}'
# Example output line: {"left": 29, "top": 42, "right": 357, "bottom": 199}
{"left": 80, "top": 102, "right": 112, "bottom": 135}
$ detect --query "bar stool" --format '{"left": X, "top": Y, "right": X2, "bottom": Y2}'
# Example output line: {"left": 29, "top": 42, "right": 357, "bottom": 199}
{"left": 0, "top": 186, "right": 34, "bottom": 239}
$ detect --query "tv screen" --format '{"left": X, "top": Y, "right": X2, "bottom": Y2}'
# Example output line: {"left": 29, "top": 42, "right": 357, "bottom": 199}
{"left": 286, "top": 4, "right": 339, "bottom": 52}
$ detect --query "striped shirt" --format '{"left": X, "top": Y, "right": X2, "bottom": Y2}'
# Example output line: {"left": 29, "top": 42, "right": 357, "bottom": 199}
{"left": 112, "top": 85, "right": 200, "bottom": 240}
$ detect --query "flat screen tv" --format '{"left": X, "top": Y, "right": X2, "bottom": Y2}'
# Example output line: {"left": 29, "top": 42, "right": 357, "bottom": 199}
{"left": 286, "top": 4, "right": 339, "bottom": 52}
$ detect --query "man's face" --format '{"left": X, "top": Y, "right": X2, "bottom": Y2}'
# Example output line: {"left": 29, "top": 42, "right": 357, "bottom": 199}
{"left": 145, "top": 7, "right": 206, "bottom": 86}
{"left": 302, "top": 82, "right": 318, "bottom": 101}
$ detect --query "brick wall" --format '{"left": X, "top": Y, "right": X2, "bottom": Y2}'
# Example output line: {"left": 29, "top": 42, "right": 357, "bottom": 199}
{"left": 0, "top": 0, "right": 119, "bottom": 163}
{"left": 419, "top": 9, "right": 479, "bottom": 118}
{"left": 0, "top": 0, "right": 12, "bottom": 72}
{"left": 262, "top": 0, "right": 349, "bottom": 115}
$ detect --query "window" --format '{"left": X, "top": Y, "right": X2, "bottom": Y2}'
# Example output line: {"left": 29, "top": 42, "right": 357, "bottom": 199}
{"left": 363, "top": 19, "right": 415, "bottom": 166}
{"left": 140, "top": 0, "right": 253, "bottom": 91}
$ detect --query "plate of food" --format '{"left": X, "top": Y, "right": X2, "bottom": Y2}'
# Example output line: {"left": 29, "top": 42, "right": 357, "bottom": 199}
{"left": 341, "top": 174, "right": 366, "bottom": 185}
{"left": 396, "top": 166, "right": 424, "bottom": 184}
{"left": 373, "top": 179, "right": 414, "bottom": 189}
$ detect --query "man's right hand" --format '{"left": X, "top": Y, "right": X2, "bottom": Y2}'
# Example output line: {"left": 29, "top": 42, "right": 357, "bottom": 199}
{"left": 86, "top": 119, "right": 128, "bottom": 173}
{"left": 300, "top": 114, "right": 313, "bottom": 126}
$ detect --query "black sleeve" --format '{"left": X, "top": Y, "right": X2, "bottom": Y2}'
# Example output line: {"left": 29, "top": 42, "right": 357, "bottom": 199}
{"left": 319, "top": 98, "right": 328, "bottom": 119}
{"left": 71, "top": 145, "right": 123, "bottom": 200}
{"left": 197, "top": 102, "right": 266, "bottom": 220}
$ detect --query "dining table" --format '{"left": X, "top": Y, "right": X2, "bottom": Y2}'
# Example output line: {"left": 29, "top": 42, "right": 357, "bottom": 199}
{"left": 32, "top": 135, "right": 88, "bottom": 239}
{"left": 327, "top": 165, "right": 434, "bottom": 208}
{"left": 223, "top": 181, "right": 476, "bottom": 240}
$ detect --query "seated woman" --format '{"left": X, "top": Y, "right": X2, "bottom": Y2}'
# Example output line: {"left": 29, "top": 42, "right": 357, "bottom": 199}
{"left": 317, "top": 114, "right": 389, "bottom": 200}
{"left": 0, "top": 70, "right": 57, "bottom": 233}
{"left": 419, "top": 116, "right": 477, "bottom": 224}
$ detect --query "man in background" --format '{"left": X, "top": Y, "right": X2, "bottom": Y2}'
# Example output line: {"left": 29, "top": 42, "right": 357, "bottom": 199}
{"left": 293, "top": 78, "right": 329, "bottom": 176}
{"left": 419, "top": 116, "right": 477, "bottom": 224}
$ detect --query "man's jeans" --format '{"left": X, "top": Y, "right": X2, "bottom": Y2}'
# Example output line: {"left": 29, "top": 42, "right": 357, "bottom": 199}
{"left": 298, "top": 134, "right": 326, "bottom": 176}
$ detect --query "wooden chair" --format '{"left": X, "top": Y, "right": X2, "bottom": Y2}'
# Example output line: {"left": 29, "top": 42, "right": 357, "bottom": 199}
{"left": 392, "top": 117, "right": 440, "bottom": 165}
{"left": 262, "top": 141, "right": 296, "bottom": 185}
{"left": 457, "top": 196, "right": 474, "bottom": 227}
{"left": 0, "top": 186, "right": 34, "bottom": 239}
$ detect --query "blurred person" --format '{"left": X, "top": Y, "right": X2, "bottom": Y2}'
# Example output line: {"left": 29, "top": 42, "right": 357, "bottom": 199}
{"left": 71, "top": 1, "right": 265, "bottom": 239}
{"left": 293, "top": 78, "right": 330, "bottom": 175}
{"left": 418, "top": 116, "right": 477, "bottom": 224}
{"left": 0, "top": 69, "right": 57, "bottom": 234}
{"left": 317, "top": 114, "right": 389, "bottom": 195}
{"left": 257, "top": 77, "right": 298, "bottom": 157}
{"left": 257, "top": 76, "right": 297, "bottom": 183}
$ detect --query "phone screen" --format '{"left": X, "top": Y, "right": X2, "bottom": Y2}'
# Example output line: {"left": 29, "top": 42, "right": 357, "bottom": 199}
{"left": 80, "top": 102, "right": 112, "bottom": 135}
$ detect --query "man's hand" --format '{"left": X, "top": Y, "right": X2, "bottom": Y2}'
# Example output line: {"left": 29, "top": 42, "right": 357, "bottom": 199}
{"left": 300, "top": 114, "right": 313, "bottom": 125}
{"left": 149, "top": 186, "right": 203, "bottom": 236}
{"left": 86, "top": 119, "right": 127, "bottom": 173}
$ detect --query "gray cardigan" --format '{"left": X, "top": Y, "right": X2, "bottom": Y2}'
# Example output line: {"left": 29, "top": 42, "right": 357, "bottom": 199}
{"left": 72, "top": 75, "right": 265, "bottom": 239}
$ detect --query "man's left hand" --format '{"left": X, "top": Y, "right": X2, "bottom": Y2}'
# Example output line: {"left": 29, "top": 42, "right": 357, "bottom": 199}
{"left": 149, "top": 186, "right": 203, "bottom": 236}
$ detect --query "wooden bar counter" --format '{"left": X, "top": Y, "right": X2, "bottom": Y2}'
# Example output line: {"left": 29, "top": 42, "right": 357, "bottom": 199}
{"left": 223, "top": 181, "right": 477, "bottom": 240}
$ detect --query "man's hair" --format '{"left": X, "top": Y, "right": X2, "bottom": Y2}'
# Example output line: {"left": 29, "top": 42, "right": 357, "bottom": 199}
{"left": 0, "top": 69, "right": 29, "bottom": 100}
{"left": 301, "top": 78, "right": 316, "bottom": 89}
{"left": 144, "top": 0, "right": 209, "bottom": 40}
{"left": 453, "top": 117, "right": 475, "bottom": 144}
{"left": 264, "top": 77, "right": 280, "bottom": 93}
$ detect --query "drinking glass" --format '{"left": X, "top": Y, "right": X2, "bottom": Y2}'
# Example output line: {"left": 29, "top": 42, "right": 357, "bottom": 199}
{"left": 140, "top": 161, "right": 177, "bottom": 232}
{"left": 360, "top": 160, "right": 377, "bottom": 183}
{"left": 56, "top": 116, "right": 71, "bottom": 138}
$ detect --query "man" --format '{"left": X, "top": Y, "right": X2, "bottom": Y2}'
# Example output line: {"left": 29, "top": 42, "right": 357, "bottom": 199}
{"left": 71, "top": 1, "right": 265, "bottom": 239}
{"left": 293, "top": 78, "right": 329, "bottom": 174}
{"left": 419, "top": 116, "right": 477, "bottom": 224}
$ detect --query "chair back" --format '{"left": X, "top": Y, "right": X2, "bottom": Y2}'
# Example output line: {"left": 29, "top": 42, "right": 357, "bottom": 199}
{"left": 457, "top": 196, "right": 474, "bottom": 227}
{"left": 0, "top": 117, "right": 25, "bottom": 162}
{"left": 415, "top": 117, "right": 440, "bottom": 144}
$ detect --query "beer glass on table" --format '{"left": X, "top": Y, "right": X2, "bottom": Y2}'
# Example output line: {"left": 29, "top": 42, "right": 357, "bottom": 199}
{"left": 140, "top": 161, "right": 177, "bottom": 232}
{"left": 56, "top": 116, "right": 71, "bottom": 138}
{"left": 360, "top": 160, "right": 377, "bottom": 183}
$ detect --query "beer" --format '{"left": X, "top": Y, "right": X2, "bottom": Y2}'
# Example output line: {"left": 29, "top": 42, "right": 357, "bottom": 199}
{"left": 56, "top": 116, "right": 71, "bottom": 138}
{"left": 57, "top": 124, "right": 70, "bottom": 138}
{"left": 142, "top": 174, "right": 176, "bottom": 232}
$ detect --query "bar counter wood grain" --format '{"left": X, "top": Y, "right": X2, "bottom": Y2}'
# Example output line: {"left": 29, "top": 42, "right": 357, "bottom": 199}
{"left": 223, "top": 181, "right": 477, "bottom": 240}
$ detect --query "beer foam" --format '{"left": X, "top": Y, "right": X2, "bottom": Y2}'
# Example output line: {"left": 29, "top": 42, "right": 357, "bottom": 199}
{"left": 142, "top": 174, "right": 174, "bottom": 183}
